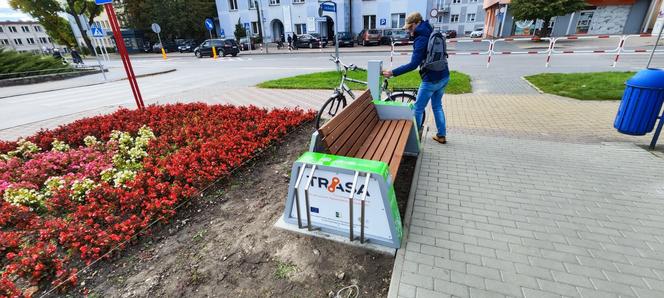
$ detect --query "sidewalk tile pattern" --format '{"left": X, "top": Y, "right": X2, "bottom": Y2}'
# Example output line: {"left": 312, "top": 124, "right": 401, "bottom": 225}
{"left": 390, "top": 131, "right": 664, "bottom": 298}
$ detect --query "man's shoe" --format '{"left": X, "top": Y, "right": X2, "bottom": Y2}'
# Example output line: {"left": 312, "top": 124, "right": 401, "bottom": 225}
{"left": 432, "top": 135, "right": 447, "bottom": 144}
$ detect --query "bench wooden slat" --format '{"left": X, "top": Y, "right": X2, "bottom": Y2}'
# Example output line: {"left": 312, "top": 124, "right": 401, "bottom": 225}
{"left": 358, "top": 121, "right": 390, "bottom": 160}
{"left": 379, "top": 120, "right": 407, "bottom": 165}
{"left": 388, "top": 120, "right": 413, "bottom": 180}
{"left": 338, "top": 112, "right": 378, "bottom": 157}
{"left": 369, "top": 120, "right": 400, "bottom": 162}
{"left": 326, "top": 104, "right": 377, "bottom": 155}
{"left": 319, "top": 91, "right": 373, "bottom": 137}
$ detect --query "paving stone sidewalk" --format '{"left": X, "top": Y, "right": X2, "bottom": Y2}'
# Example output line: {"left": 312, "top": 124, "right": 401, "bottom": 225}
{"left": 389, "top": 130, "right": 664, "bottom": 298}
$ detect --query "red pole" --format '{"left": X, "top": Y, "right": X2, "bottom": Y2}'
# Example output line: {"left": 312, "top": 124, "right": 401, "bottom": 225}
{"left": 105, "top": 3, "right": 144, "bottom": 109}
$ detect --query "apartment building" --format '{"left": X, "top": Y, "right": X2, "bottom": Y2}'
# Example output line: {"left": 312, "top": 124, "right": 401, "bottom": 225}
{"left": 432, "top": 0, "right": 486, "bottom": 35}
{"left": 215, "top": 0, "right": 429, "bottom": 42}
{"left": 484, "top": 0, "right": 661, "bottom": 38}
{"left": 0, "top": 21, "right": 63, "bottom": 54}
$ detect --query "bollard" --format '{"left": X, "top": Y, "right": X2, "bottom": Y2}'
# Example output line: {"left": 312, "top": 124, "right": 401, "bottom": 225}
{"left": 161, "top": 48, "right": 167, "bottom": 60}
{"left": 212, "top": 46, "right": 218, "bottom": 59}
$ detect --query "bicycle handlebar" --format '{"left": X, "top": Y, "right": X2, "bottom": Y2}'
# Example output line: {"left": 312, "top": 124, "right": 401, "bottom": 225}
{"left": 330, "top": 55, "right": 365, "bottom": 72}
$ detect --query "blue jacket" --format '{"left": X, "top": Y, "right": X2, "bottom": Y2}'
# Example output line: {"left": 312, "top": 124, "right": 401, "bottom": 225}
{"left": 392, "top": 20, "right": 449, "bottom": 82}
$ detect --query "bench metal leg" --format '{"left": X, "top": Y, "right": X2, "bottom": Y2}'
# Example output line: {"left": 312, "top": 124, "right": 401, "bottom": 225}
{"left": 293, "top": 165, "right": 308, "bottom": 229}
{"left": 348, "top": 171, "right": 359, "bottom": 241}
{"left": 360, "top": 173, "right": 371, "bottom": 244}
{"left": 304, "top": 165, "right": 320, "bottom": 231}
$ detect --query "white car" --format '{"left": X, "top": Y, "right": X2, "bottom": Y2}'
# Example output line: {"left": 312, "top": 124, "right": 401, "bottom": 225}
{"left": 470, "top": 29, "right": 484, "bottom": 38}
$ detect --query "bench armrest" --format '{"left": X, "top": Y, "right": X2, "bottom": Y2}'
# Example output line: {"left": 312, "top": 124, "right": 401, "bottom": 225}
{"left": 372, "top": 100, "right": 421, "bottom": 155}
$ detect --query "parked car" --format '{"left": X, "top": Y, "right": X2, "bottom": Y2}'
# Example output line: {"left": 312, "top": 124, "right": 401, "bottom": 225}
{"left": 194, "top": 39, "right": 239, "bottom": 57}
{"left": 470, "top": 28, "right": 484, "bottom": 38}
{"left": 336, "top": 32, "right": 354, "bottom": 47}
{"left": 444, "top": 30, "right": 457, "bottom": 39}
{"left": 295, "top": 33, "right": 327, "bottom": 48}
{"left": 239, "top": 37, "right": 256, "bottom": 51}
{"left": 356, "top": 29, "right": 381, "bottom": 46}
{"left": 381, "top": 29, "right": 410, "bottom": 45}
{"left": 152, "top": 41, "right": 178, "bottom": 53}
{"left": 177, "top": 39, "right": 197, "bottom": 53}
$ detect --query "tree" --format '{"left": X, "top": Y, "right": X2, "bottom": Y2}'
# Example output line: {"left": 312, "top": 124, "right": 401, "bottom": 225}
{"left": 121, "top": 0, "right": 217, "bottom": 42}
{"left": 8, "top": 0, "right": 76, "bottom": 48}
{"left": 234, "top": 18, "right": 247, "bottom": 41}
{"left": 63, "top": 0, "right": 102, "bottom": 55}
{"left": 510, "top": 0, "right": 586, "bottom": 36}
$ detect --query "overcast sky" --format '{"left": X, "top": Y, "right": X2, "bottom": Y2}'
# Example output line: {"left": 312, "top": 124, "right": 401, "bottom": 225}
{"left": 0, "top": 0, "right": 35, "bottom": 21}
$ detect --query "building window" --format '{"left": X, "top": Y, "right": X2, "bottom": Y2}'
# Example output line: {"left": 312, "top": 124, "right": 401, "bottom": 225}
{"left": 34, "top": 25, "right": 42, "bottom": 32}
{"left": 14, "top": 38, "right": 23, "bottom": 45}
{"left": 21, "top": 26, "right": 29, "bottom": 32}
{"left": 452, "top": 0, "right": 461, "bottom": 3}
{"left": 450, "top": 14, "right": 459, "bottom": 23}
{"left": 269, "top": 0, "right": 280, "bottom": 5}
{"left": 363, "top": 15, "right": 376, "bottom": 29}
{"left": 48, "top": 37, "right": 52, "bottom": 43}
{"left": 229, "top": 0, "right": 238, "bottom": 10}
{"left": 0, "top": 27, "right": 3, "bottom": 33}
{"left": 391, "top": 13, "right": 405, "bottom": 28}
{"left": 9, "top": 26, "right": 17, "bottom": 33}
{"left": 26, "top": 38, "right": 35, "bottom": 44}
{"left": 467, "top": 13, "right": 476, "bottom": 22}
{"left": 251, "top": 21, "right": 259, "bottom": 34}
{"left": 295, "top": 23, "right": 306, "bottom": 34}
{"left": 39, "top": 37, "right": 48, "bottom": 43}
{"left": 293, "top": 0, "right": 304, "bottom": 3}
{"left": 0, "top": 39, "right": 9, "bottom": 45}
{"left": 248, "top": 0, "right": 256, "bottom": 9}
{"left": 470, "top": 0, "right": 478, "bottom": 2}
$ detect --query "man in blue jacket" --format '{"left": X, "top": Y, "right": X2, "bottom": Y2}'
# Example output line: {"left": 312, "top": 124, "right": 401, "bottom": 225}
{"left": 383, "top": 12, "right": 450, "bottom": 144}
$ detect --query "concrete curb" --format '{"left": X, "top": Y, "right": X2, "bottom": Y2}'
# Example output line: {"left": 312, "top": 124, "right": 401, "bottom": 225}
{"left": 0, "top": 69, "right": 176, "bottom": 100}
{"left": 386, "top": 126, "right": 428, "bottom": 298}
{"left": 521, "top": 76, "right": 545, "bottom": 94}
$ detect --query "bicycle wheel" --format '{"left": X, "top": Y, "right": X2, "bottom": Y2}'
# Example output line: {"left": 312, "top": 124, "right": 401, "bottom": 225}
{"left": 315, "top": 95, "right": 347, "bottom": 129}
{"left": 387, "top": 93, "right": 427, "bottom": 125}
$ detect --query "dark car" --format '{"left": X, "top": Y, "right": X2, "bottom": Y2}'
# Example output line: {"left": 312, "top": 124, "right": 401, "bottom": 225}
{"left": 239, "top": 37, "right": 256, "bottom": 51}
{"left": 295, "top": 33, "right": 327, "bottom": 49}
{"left": 444, "top": 30, "right": 457, "bottom": 39}
{"left": 336, "top": 32, "right": 354, "bottom": 47}
{"left": 356, "top": 29, "right": 381, "bottom": 46}
{"left": 194, "top": 39, "right": 239, "bottom": 58}
{"left": 381, "top": 29, "right": 410, "bottom": 45}
{"left": 152, "top": 41, "right": 178, "bottom": 53}
{"left": 177, "top": 39, "right": 197, "bottom": 53}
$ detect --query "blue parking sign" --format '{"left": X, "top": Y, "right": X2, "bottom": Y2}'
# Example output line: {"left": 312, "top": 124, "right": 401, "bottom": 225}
{"left": 95, "top": 0, "right": 112, "bottom": 4}
{"left": 380, "top": 18, "right": 387, "bottom": 26}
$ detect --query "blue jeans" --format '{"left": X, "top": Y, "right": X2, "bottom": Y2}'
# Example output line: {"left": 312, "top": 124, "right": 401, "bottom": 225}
{"left": 414, "top": 77, "right": 450, "bottom": 137}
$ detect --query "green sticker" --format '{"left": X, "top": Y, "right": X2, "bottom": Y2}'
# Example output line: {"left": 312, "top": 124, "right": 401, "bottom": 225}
{"left": 388, "top": 184, "right": 403, "bottom": 240}
{"left": 296, "top": 152, "right": 389, "bottom": 180}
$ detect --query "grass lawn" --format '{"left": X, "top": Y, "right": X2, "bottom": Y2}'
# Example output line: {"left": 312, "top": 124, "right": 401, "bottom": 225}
{"left": 524, "top": 72, "right": 634, "bottom": 100}
{"left": 257, "top": 70, "right": 472, "bottom": 94}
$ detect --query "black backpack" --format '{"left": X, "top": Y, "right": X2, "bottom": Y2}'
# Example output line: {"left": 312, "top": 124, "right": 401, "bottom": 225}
{"left": 420, "top": 30, "right": 449, "bottom": 76}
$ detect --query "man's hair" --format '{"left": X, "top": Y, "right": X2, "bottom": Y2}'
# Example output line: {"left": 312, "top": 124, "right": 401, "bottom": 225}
{"left": 403, "top": 12, "right": 423, "bottom": 29}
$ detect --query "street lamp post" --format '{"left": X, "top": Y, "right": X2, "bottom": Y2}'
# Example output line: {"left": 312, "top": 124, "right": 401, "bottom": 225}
{"left": 319, "top": 1, "right": 339, "bottom": 61}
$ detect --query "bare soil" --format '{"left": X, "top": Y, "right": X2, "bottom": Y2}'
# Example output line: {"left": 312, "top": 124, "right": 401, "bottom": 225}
{"left": 65, "top": 122, "right": 415, "bottom": 297}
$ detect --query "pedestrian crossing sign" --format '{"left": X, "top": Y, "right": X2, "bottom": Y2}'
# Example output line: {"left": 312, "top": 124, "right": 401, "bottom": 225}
{"left": 91, "top": 26, "right": 104, "bottom": 37}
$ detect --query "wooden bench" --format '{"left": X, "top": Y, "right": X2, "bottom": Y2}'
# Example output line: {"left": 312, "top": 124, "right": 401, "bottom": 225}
{"left": 314, "top": 90, "right": 417, "bottom": 182}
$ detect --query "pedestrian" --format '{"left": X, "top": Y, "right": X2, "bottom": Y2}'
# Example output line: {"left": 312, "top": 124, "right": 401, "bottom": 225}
{"left": 287, "top": 34, "right": 293, "bottom": 50}
{"left": 382, "top": 12, "right": 450, "bottom": 144}
{"left": 293, "top": 33, "right": 299, "bottom": 50}
{"left": 71, "top": 48, "right": 83, "bottom": 65}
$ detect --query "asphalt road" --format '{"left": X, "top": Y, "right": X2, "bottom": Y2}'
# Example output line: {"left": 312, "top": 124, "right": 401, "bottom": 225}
{"left": 1, "top": 50, "right": 662, "bottom": 132}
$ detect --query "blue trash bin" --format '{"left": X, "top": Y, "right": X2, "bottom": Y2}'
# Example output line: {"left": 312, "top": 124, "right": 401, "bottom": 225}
{"left": 614, "top": 69, "right": 664, "bottom": 136}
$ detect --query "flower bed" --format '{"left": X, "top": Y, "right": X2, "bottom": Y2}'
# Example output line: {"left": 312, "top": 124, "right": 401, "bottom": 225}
{"left": 0, "top": 103, "right": 314, "bottom": 297}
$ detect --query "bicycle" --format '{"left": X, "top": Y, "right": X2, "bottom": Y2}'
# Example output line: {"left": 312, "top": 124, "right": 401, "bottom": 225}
{"left": 315, "top": 56, "right": 420, "bottom": 129}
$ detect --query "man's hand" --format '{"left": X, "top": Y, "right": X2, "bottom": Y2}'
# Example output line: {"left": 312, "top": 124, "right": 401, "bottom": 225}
{"left": 382, "top": 70, "right": 393, "bottom": 78}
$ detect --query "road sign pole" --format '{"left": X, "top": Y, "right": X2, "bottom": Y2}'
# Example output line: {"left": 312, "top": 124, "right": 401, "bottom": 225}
{"left": 105, "top": 3, "right": 144, "bottom": 109}
{"left": 91, "top": 37, "right": 106, "bottom": 80}
{"left": 157, "top": 32, "right": 167, "bottom": 60}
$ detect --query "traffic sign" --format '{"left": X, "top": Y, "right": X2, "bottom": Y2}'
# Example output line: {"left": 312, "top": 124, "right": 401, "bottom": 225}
{"left": 220, "top": 29, "right": 225, "bottom": 37}
{"left": 94, "top": 0, "right": 112, "bottom": 4}
{"left": 430, "top": 9, "right": 439, "bottom": 18}
{"left": 90, "top": 26, "right": 105, "bottom": 37}
{"left": 151, "top": 23, "right": 161, "bottom": 34}
{"left": 321, "top": 2, "right": 335, "bottom": 12}
{"left": 205, "top": 18, "right": 214, "bottom": 30}
{"left": 380, "top": 18, "right": 387, "bottom": 26}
